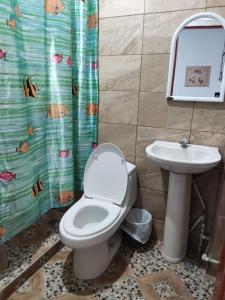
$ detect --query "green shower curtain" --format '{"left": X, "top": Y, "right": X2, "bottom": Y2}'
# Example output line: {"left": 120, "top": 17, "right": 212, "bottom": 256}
{"left": 0, "top": 0, "right": 98, "bottom": 243}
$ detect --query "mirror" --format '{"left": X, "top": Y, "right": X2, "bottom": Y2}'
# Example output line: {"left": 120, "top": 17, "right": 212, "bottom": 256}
{"left": 167, "top": 12, "right": 225, "bottom": 102}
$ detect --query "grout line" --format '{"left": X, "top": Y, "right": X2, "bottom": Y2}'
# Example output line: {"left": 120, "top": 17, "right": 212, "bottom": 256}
{"left": 100, "top": 121, "right": 137, "bottom": 127}
{"left": 100, "top": 121, "right": 225, "bottom": 136}
{"left": 99, "top": 7, "right": 207, "bottom": 20}
{"left": 100, "top": 54, "right": 143, "bottom": 57}
{"left": 135, "top": 7, "right": 145, "bottom": 161}
{"left": 207, "top": 5, "right": 225, "bottom": 9}
{"left": 100, "top": 122, "right": 190, "bottom": 131}
{"left": 140, "top": 185, "right": 168, "bottom": 194}
{"left": 191, "top": 128, "right": 225, "bottom": 135}
{"left": 99, "top": 12, "right": 144, "bottom": 19}
{"left": 144, "top": 7, "right": 206, "bottom": 16}
{"left": 99, "top": 90, "right": 140, "bottom": 93}
{"left": 189, "top": 102, "right": 196, "bottom": 143}
{"left": 99, "top": 14, "right": 144, "bottom": 21}
{"left": 99, "top": 53, "right": 170, "bottom": 57}
{"left": 99, "top": 89, "right": 165, "bottom": 93}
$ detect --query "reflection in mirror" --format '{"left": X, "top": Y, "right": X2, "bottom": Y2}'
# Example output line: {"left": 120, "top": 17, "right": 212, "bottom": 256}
{"left": 167, "top": 12, "right": 225, "bottom": 102}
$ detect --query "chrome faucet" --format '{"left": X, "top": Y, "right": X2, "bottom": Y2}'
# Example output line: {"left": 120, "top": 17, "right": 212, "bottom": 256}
{"left": 179, "top": 137, "right": 189, "bottom": 149}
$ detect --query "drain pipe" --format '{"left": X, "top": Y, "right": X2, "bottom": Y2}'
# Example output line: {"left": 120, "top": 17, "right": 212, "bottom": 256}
{"left": 192, "top": 179, "right": 206, "bottom": 211}
{"left": 191, "top": 178, "right": 220, "bottom": 264}
{"left": 190, "top": 178, "right": 210, "bottom": 254}
{"left": 188, "top": 213, "right": 209, "bottom": 254}
{"left": 198, "top": 217, "right": 208, "bottom": 254}
{"left": 189, "top": 215, "right": 205, "bottom": 234}
{"left": 202, "top": 253, "right": 220, "bottom": 264}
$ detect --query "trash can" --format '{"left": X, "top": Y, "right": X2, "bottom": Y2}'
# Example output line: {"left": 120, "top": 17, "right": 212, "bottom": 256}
{"left": 121, "top": 208, "right": 152, "bottom": 245}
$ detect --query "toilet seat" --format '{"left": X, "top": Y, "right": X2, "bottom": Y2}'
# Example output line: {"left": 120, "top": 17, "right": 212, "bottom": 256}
{"left": 84, "top": 143, "right": 128, "bottom": 205}
{"left": 63, "top": 198, "right": 121, "bottom": 237}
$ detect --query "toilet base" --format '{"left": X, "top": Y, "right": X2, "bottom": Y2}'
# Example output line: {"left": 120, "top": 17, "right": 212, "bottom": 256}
{"left": 73, "top": 230, "right": 122, "bottom": 279}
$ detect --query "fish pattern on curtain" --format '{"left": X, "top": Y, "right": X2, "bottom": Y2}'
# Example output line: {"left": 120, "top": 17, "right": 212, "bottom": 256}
{"left": 0, "top": 0, "right": 98, "bottom": 243}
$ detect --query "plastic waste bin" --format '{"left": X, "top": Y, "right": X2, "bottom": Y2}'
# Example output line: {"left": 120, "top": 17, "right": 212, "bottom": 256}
{"left": 121, "top": 208, "right": 152, "bottom": 245}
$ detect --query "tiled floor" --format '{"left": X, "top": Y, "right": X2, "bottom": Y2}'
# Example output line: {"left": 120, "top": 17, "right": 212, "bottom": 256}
{"left": 0, "top": 209, "right": 215, "bottom": 300}
{"left": 0, "top": 209, "right": 64, "bottom": 291}
{"left": 6, "top": 236, "right": 215, "bottom": 300}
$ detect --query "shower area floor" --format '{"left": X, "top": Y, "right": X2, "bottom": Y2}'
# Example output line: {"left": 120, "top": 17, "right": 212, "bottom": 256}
{"left": 0, "top": 210, "right": 215, "bottom": 300}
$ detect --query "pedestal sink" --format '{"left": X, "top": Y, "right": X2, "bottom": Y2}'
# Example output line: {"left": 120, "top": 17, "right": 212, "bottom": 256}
{"left": 146, "top": 140, "right": 221, "bottom": 263}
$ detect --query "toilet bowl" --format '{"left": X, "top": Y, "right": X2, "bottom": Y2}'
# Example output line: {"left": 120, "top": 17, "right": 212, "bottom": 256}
{"left": 59, "top": 143, "right": 137, "bottom": 279}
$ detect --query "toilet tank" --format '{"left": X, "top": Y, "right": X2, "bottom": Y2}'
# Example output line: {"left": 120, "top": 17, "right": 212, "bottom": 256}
{"left": 123, "top": 161, "right": 137, "bottom": 211}
{"left": 126, "top": 161, "right": 136, "bottom": 176}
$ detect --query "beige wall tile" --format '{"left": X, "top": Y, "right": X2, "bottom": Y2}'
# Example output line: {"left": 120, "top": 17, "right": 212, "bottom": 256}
{"left": 138, "top": 92, "right": 193, "bottom": 130}
{"left": 98, "top": 123, "right": 136, "bottom": 157}
{"left": 219, "top": 179, "right": 225, "bottom": 217}
{"left": 152, "top": 219, "right": 165, "bottom": 241}
{"left": 143, "top": 10, "right": 202, "bottom": 54}
{"left": 135, "top": 188, "right": 167, "bottom": 220}
{"left": 99, "top": 55, "right": 141, "bottom": 91}
{"left": 99, "top": 15, "right": 143, "bottom": 55}
{"left": 188, "top": 227, "right": 203, "bottom": 254}
{"left": 190, "top": 131, "right": 225, "bottom": 152}
{"left": 207, "top": 6, "right": 225, "bottom": 17}
{"left": 145, "top": 0, "right": 206, "bottom": 13}
{"left": 99, "top": 0, "right": 144, "bottom": 18}
{"left": 136, "top": 127, "right": 190, "bottom": 157}
{"left": 136, "top": 157, "right": 169, "bottom": 191}
{"left": 99, "top": 91, "right": 139, "bottom": 125}
{"left": 192, "top": 102, "right": 225, "bottom": 134}
{"left": 192, "top": 166, "right": 223, "bottom": 233}
{"left": 140, "top": 54, "right": 169, "bottom": 92}
{"left": 210, "top": 216, "right": 225, "bottom": 260}
{"left": 207, "top": 0, "right": 225, "bottom": 7}
{"left": 126, "top": 156, "right": 136, "bottom": 164}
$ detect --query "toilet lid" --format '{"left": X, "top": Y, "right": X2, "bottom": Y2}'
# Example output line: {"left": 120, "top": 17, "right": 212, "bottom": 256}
{"left": 83, "top": 143, "right": 128, "bottom": 205}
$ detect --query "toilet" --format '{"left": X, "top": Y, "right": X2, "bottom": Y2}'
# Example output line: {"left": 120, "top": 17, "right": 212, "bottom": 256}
{"left": 59, "top": 143, "right": 137, "bottom": 279}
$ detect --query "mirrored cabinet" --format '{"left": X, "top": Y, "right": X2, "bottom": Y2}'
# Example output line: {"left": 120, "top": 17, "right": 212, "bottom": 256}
{"left": 167, "top": 12, "right": 225, "bottom": 102}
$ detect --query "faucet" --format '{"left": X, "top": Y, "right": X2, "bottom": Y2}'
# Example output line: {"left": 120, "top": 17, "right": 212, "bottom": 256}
{"left": 179, "top": 137, "right": 189, "bottom": 149}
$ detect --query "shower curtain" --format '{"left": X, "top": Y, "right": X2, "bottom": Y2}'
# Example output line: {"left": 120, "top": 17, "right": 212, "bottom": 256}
{"left": 0, "top": 0, "right": 98, "bottom": 243}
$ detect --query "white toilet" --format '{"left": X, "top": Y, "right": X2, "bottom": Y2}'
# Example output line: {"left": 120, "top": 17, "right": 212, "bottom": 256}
{"left": 59, "top": 143, "right": 137, "bottom": 279}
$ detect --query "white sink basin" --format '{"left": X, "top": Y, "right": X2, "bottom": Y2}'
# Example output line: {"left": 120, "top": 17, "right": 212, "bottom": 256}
{"left": 145, "top": 140, "right": 221, "bottom": 264}
{"left": 146, "top": 140, "right": 221, "bottom": 174}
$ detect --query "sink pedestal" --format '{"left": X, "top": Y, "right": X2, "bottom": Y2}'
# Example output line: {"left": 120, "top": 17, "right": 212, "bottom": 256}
{"left": 162, "top": 172, "right": 192, "bottom": 263}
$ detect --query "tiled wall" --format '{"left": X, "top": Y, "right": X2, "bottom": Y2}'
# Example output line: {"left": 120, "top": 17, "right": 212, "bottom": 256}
{"left": 98, "top": 0, "right": 225, "bottom": 261}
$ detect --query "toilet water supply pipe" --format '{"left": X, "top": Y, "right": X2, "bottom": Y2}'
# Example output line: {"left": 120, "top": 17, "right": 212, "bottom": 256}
{"left": 202, "top": 253, "right": 220, "bottom": 264}
{"left": 189, "top": 178, "right": 219, "bottom": 264}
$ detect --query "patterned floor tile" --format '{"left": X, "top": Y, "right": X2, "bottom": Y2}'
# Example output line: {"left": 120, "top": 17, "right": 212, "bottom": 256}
{"left": 1, "top": 216, "right": 215, "bottom": 300}
{"left": 122, "top": 241, "right": 214, "bottom": 300}
{"left": 8, "top": 269, "right": 44, "bottom": 300}
{"left": 137, "top": 270, "right": 193, "bottom": 300}
{"left": 8, "top": 238, "right": 215, "bottom": 300}
{"left": 0, "top": 209, "right": 63, "bottom": 290}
